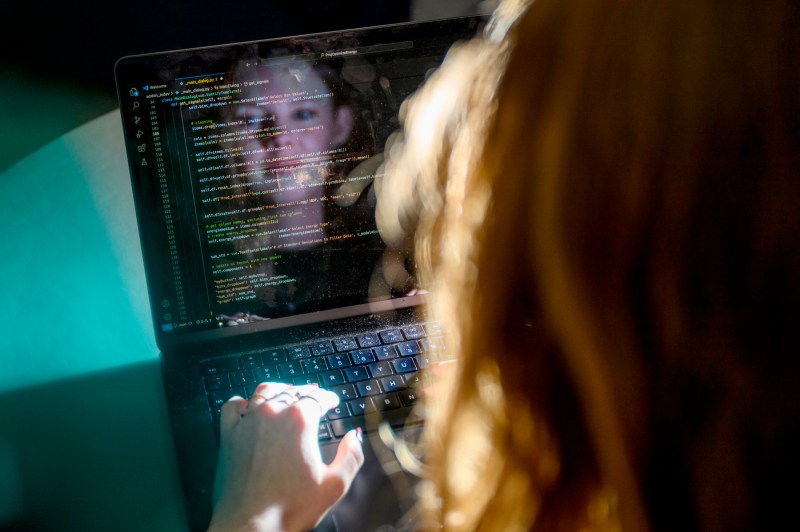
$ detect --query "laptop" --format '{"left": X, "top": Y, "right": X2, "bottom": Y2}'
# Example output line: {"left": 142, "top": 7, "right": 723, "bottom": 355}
{"left": 114, "top": 15, "right": 483, "bottom": 531}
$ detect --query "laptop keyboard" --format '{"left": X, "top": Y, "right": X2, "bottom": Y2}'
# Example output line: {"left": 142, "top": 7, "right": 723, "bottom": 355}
{"left": 202, "top": 323, "right": 443, "bottom": 442}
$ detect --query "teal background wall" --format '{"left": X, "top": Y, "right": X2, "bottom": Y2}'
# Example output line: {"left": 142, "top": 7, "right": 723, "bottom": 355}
{"left": 0, "top": 111, "right": 157, "bottom": 391}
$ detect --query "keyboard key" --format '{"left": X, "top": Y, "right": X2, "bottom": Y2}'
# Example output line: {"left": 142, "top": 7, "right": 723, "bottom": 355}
{"left": 398, "top": 341, "right": 422, "bottom": 356}
{"left": 350, "top": 349, "right": 376, "bottom": 365}
{"left": 379, "top": 329, "right": 404, "bottom": 343}
{"left": 374, "top": 393, "right": 401, "bottom": 411}
{"left": 320, "top": 369, "right": 346, "bottom": 386}
{"left": 392, "top": 358, "right": 417, "bottom": 374}
{"left": 239, "top": 353, "right": 262, "bottom": 369}
{"left": 398, "top": 390, "right": 419, "bottom": 407}
{"left": 329, "top": 383, "right": 357, "bottom": 401}
{"left": 347, "top": 398, "right": 376, "bottom": 416}
{"left": 254, "top": 365, "right": 279, "bottom": 382}
{"left": 356, "top": 333, "right": 380, "bottom": 348}
{"left": 333, "top": 337, "right": 359, "bottom": 351}
{"left": 208, "top": 386, "right": 245, "bottom": 408}
{"left": 356, "top": 379, "right": 382, "bottom": 396}
{"left": 293, "top": 374, "right": 320, "bottom": 386}
{"left": 302, "top": 358, "right": 328, "bottom": 373}
{"left": 319, "top": 423, "right": 332, "bottom": 441}
{"left": 205, "top": 374, "right": 231, "bottom": 391}
{"left": 326, "top": 404, "right": 351, "bottom": 420}
{"left": 326, "top": 354, "right": 353, "bottom": 369}
{"left": 261, "top": 348, "right": 288, "bottom": 364}
{"left": 404, "top": 372, "right": 422, "bottom": 387}
{"left": 229, "top": 370, "right": 256, "bottom": 386}
{"left": 278, "top": 361, "right": 305, "bottom": 379}
{"left": 330, "top": 416, "right": 367, "bottom": 438}
{"left": 368, "top": 361, "right": 393, "bottom": 377}
{"left": 420, "top": 336, "right": 446, "bottom": 353}
{"left": 310, "top": 341, "right": 335, "bottom": 357}
{"left": 379, "top": 375, "right": 406, "bottom": 392}
{"left": 401, "top": 325, "right": 426, "bottom": 339}
{"left": 386, "top": 408, "right": 419, "bottom": 428}
{"left": 344, "top": 366, "right": 370, "bottom": 382}
{"left": 287, "top": 346, "right": 311, "bottom": 360}
{"left": 201, "top": 357, "right": 239, "bottom": 376}
{"left": 373, "top": 345, "right": 399, "bottom": 360}
{"left": 414, "top": 354, "right": 430, "bottom": 369}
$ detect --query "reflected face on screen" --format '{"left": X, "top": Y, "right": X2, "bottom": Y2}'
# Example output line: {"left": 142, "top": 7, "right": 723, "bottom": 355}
{"left": 234, "top": 62, "right": 354, "bottom": 199}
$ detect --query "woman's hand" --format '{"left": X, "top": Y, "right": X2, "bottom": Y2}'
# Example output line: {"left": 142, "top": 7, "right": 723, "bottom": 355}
{"left": 209, "top": 382, "right": 364, "bottom": 532}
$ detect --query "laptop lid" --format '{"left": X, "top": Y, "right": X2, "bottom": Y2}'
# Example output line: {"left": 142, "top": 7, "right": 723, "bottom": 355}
{"left": 114, "top": 16, "right": 483, "bottom": 353}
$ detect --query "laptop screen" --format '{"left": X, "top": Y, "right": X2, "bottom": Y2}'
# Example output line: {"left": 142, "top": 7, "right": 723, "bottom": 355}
{"left": 115, "top": 17, "right": 482, "bottom": 338}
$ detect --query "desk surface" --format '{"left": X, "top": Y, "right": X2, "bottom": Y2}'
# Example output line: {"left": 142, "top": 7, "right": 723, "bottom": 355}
{"left": 0, "top": 110, "right": 188, "bottom": 530}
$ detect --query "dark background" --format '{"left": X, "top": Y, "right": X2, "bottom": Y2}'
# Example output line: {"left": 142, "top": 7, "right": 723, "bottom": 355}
{"left": 1, "top": 0, "right": 493, "bottom": 173}
{"left": 2, "top": 0, "right": 413, "bottom": 97}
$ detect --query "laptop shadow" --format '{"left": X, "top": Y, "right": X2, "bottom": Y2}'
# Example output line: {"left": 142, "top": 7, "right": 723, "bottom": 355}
{"left": 0, "top": 360, "right": 188, "bottom": 532}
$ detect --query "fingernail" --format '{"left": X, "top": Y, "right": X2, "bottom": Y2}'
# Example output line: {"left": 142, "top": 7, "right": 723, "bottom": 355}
{"left": 355, "top": 427, "right": 363, "bottom": 443}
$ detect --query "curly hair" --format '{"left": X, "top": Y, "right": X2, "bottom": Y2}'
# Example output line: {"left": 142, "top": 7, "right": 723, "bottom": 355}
{"left": 378, "top": 0, "right": 800, "bottom": 530}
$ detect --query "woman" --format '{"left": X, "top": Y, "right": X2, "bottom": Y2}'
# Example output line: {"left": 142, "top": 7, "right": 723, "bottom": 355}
{"left": 211, "top": 0, "right": 800, "bottom": 530}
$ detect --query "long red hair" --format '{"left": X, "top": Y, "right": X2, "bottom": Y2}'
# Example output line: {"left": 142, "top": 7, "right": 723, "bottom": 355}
{"left": 378, "top": 0, "right": 800, "bottom": 530}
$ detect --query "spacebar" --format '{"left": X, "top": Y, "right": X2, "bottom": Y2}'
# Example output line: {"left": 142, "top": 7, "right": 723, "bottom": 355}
{"left": 329, "top": 417, "right": 367, "bottom": 438}
{"left": 329, "top": 408, "right": 417, "bottom": 438}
